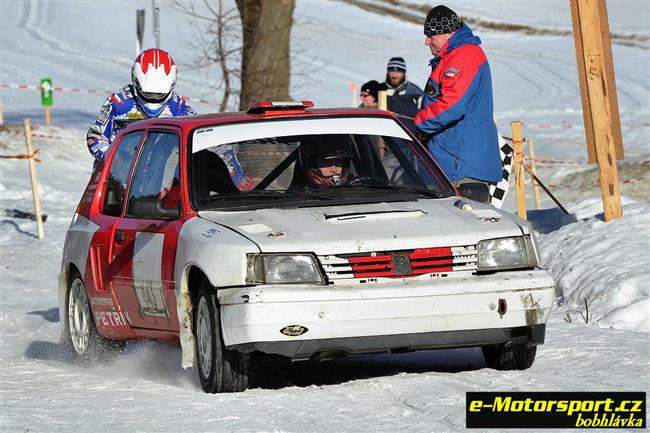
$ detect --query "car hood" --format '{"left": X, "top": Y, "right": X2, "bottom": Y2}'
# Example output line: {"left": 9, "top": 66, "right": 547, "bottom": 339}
{"left": 198, "top": 198, "right": 524, "bottom": 255}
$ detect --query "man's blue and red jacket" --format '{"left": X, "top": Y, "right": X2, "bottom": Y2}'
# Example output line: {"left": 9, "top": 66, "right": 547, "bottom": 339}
{"left": 415, "top": 23, "right": 501, "bottom": 183}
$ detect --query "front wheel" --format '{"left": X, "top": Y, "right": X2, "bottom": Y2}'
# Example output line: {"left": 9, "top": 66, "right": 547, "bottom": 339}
{"left": 66, "top": 272, "right": 124, "bottom": 362}
{"left": 482, "top": 343, "right": 537, "bottom": 370}
{"left": 195, "top": 279, "right": 249, "bottom": 393}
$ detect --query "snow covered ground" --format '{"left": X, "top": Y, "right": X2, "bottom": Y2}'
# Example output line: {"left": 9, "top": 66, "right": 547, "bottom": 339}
{"left": 1, "top": 0, "right": 649, "bottom": 432}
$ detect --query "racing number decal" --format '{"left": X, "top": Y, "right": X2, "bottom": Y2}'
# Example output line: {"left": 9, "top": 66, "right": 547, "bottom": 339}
{"left": 132, "top": 232, "right": 170, "bottom": 318}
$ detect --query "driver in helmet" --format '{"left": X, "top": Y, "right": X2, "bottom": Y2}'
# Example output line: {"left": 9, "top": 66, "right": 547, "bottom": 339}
{"left": 301, "top": 136, "right": 355, "bottom": 188}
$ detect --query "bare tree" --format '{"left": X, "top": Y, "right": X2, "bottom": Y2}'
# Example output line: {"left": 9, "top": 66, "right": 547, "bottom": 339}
{"left": 235, "top": 0, "right": 295, "bottom": 110}
{"left": 171, "top": 0, "right": 241, "bottom": 112}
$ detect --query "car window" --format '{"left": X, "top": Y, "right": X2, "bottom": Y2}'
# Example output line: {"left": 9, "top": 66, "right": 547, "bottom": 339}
{"left": 102, "top": 131, "right": 144, "bottom": 216}
{"left": 126, "top": 132, "right": 181, "bottom": 218}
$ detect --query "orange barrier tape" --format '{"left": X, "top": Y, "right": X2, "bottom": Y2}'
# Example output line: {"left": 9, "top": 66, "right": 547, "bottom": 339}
{"left": 0, "top": 149, "right": 41, "bottom": 163}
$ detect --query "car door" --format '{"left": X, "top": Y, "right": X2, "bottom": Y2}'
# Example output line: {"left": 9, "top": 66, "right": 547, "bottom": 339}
{"left": 86, "top": 131, "right": 144, "bottom": 297}
{"left": 110, "top": 129, "right": 183, "bottom": 331}
{"left": 84, "top": 131, "right": 145, "bottom": 337}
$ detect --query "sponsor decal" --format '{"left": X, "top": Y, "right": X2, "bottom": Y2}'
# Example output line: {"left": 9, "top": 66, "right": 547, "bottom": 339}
{"left": 476, "top": 217, "right": 501, "bottom": 223}
{"left": 127, "top": 111, "right": 145, "bottom": 119}
{"left": 97, "top": 104, "right": 111, "bottom": 123}
{"left": 134, "top": 280, "right": 170, "bottom": 318}
{"left": 444, "top": 67, "right": 461, "bottom": 79}
{"left": 280, "top": 325, "right": 308, "bottom": 337}
{"left": 466, "top": 392, "right": 646, "bottom": 429}
{"left": 201, "top": 228, "right": 220, "bottom": 239}
{"left": 90, "top": 296, "right": 114, "bottom": 307}
{"left": 94, "top": 310, "right": 128, "bottom": 327}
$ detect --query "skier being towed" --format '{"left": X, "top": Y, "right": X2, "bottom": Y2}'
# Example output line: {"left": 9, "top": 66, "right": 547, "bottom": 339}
{"left": 86, "top": 48, "right": 252, "bottom": 190}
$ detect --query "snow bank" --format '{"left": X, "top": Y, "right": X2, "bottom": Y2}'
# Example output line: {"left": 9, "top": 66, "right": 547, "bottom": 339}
{"left": 535, "top": 200, "right": 650, "bottom": 332}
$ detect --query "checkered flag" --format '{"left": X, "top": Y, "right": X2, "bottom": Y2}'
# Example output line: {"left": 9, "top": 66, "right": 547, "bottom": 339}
{"left": 489, "top": 135, "right": 513, "bottom": 209}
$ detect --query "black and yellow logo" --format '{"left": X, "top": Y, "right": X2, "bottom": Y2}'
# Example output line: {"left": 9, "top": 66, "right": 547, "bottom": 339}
{"left": 280, "top": 325, "right": 308, "bottom": 337}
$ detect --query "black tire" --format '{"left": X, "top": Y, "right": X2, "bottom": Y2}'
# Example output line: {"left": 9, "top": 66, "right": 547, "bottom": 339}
{"left": 194, "top": 278, "right": 249, "bottom": 393}
{"left": 482, "top": 343, "right": 537, "bottom": 370}
{"left": 65, "top": 271, "right": 125, "bottom": 362}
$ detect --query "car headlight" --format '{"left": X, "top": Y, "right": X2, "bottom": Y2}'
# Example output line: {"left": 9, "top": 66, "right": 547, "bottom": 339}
{"left": 246, "top": 254, "right": 325, "bottom": 284}
{"left": 477, "top": 236, "right": 538, "bottom": 271}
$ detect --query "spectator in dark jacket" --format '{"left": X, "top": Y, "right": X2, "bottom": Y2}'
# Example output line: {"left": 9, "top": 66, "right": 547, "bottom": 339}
{"left": 384, "top": 57, "right": 422, "bottom": 133}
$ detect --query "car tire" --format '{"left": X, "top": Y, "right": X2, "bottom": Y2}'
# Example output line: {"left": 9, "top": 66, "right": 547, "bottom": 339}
{"left": 194, "top": 278, "right": 249, "bottom": 393}
{"left": 482, "top": 344, "right": 537, "bottom": 370}
{"left": 66, "top": 271, "right": 125, "bottom": 362}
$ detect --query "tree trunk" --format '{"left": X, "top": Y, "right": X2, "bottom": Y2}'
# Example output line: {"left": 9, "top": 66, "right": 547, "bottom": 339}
{"left": 236, "top": 0, "right": 295, "bottom": 110}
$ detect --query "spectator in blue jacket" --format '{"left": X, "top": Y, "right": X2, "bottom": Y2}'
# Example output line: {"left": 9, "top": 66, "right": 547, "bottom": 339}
{"left": 415, "top": 6, "right": 501, "bottom": 185}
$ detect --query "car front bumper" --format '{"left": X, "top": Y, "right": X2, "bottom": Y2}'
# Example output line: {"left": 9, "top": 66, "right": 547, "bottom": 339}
{"left": 218, "top": 269, "right": 555, "bottom": 359}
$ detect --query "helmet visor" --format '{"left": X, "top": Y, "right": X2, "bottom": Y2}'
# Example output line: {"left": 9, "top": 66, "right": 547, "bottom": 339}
{"left": 316, "top": 155, "right": 346, "bottom": 168}
{"left": 139, "top": 90, "right": 170, "bottom": 103}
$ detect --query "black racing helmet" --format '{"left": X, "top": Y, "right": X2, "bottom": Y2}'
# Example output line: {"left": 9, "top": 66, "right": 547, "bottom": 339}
{"left": 300, "top": 135, "right": 354, "bottom": 187}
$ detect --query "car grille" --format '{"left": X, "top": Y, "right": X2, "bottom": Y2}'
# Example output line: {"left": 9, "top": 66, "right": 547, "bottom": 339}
{"left": 319, "top": 245, "right": 477, "bottom": 281}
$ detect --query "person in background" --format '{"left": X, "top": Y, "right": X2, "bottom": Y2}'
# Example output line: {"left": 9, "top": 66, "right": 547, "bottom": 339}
{"left": 88, "top": 48, "right": 251, "bottom": 190}
{"left": 87, "top": 48, "right": 196, "bottom": 162}
{"left": 414, "top": 5, "right": 501, "bottom": 187}
{"left": 383, "top": 57, "right": 422, "bottom": 132}
{"left": 359, "top": 80, "right": 380, "bottom": 108}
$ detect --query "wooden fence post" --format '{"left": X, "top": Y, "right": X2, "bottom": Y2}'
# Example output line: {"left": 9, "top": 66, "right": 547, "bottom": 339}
{"left": 23, "top": 118, "right": 45, "bottom": 240}
{"left": 378, "top": 90, "right": 388, "bottom": 111}
{"left": 527, "top": 138, "right": 542, "bottom": 209}
{"left": 571, "top": 0, "right": 623, "bottom": 221}
{"left": 44, "top": 106, "right": 52, "bottom": 127}
{"left": 512, "top": 121, "right": 527, "bottom": 220}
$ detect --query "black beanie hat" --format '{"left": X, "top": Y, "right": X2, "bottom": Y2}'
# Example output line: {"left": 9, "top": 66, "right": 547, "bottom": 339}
{"left": 360, "top": 80, "right": 380, "bottom": 99}
{"left": 424, "top": 5, "right": 462, "bottom": 36}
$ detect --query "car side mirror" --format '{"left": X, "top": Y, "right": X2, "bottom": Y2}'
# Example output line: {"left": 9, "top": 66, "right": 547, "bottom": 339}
{"left": 129, "top": 197, "right": 181, "bottom": 220}
{"left": 459, "top": 182, "right": 490, "bottom": 203}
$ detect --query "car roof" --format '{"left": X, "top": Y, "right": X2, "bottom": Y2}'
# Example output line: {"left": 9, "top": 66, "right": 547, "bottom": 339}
{"left": 120, "top": 107, "right": 399, "bottom": 134}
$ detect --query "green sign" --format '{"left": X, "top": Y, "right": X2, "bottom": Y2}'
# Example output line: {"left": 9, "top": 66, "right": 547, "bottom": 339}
{"left": 40, "top": 78, "right": 53, "bottom": 106}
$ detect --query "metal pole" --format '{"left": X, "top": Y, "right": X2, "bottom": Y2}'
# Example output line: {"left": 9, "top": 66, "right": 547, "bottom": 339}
{"left": 153, "top": 2, "right": 160, "bottom": 48}
{"left": 136, "top": 9, "right": 145, "bottom": 55}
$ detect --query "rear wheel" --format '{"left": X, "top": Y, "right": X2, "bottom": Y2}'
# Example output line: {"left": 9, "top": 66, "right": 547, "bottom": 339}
{"left": 482, "top": 343, "right": 537, "bottom": 370}
{"left": 195, "top": 279, "right": 249, "bottom": 393}
{"left": 66, "top": 272, "right": 124, "bottom": 362}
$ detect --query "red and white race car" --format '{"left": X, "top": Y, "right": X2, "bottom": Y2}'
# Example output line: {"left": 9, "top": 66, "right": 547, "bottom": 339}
{"left": 60, "top": 101, "right": 555, "bottom": 393}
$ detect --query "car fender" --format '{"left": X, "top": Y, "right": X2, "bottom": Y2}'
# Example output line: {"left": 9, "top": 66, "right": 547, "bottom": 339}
{"left": 58, "top": 213, "right": 101, "bottom": 342}
{"left": 174, "top": 215, "right": 260, "bottom": 367}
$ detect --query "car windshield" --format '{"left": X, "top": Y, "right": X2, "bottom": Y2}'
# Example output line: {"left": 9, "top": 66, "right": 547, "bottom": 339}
{"left": 190, "top": 118, "right": 454, "bottom": 211}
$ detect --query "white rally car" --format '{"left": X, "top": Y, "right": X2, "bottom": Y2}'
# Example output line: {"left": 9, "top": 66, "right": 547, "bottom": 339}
{"left": 60, "top": 101, "right": 555, "bottom": 393}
